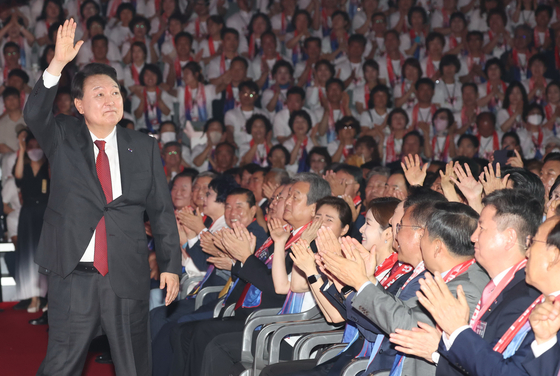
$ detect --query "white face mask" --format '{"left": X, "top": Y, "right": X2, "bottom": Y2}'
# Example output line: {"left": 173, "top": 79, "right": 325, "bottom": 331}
{"left": 208, "top": 131, "right": 222, "bottom": 145}
{"left": 27, "top": 149, "right": 44, "bottom": 162}
{"left": 160, "top": 132, "right": 177, "bottom": 144}
{"left": 528, "top": 114, "right": 543, "bottom": 125}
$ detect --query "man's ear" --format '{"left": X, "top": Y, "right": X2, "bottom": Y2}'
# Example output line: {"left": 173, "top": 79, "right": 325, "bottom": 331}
{"left": 250, "top": 205, "right": 258, "bottom": 219}
{"left": 309, "top": 203, "right": 316, "bottom": 217}
{"left": 74, "top": 98, "right": 84, "bottom": 114}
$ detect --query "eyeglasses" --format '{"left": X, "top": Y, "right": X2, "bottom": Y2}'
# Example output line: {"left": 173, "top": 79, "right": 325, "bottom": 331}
{"left": 374, "top": 19, "right": 385, "bottom": 24}
{"left": 242, "top": 92, "right": 256, "bottom": 98}
{"left": 396, "top": 223, "right": 422, "bottom": 233}
{"left": 310, "top": 158, "right": 325, "bottom": 163}
{"left": 526, "top": 235, "right": 547, "bottom": 249}
{"left": 167, "top": 151, "right": 178, "bottom": 155}
{"left": 135, "top": 24, "right": 145, "bottom": 28}
{"left": 5, "top": 52, "right": 18, "bottom": 56}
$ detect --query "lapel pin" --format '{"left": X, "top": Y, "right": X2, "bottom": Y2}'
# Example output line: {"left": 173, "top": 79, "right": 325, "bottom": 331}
{"left": 128, "top": 148, "right": 133, "bottom": 153}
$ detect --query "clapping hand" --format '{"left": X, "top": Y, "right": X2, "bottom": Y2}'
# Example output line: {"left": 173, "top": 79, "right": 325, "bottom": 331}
{"left": 269, "top": 217, "right": 291, "bottom": 245}
{"left": 320, "top": 234, "right": 370, "bottom": 291}
{"left": 439, "top": 161, "right": 460, "bottom": 202}
{"left": 479, "top": 163, "right": 510, "bottom": 196}
{"left": 200, "top": 231, "right": 224, "bottom": 257}
{"left": 221, "top": 223, "right": 256, "bottom": 263}
{"left": 323, "top": 170, "right": 346, "bottom": 196}
{"left": 451, "top": 163, "right": 483, "bottom": 211}
{"left": 177, "top": 207, "right": 206, "bottom": 235}
{"left": 290, "top": 239, "right": 319, "bottom": 276}
{"left": 416, "top": 272, "right": 471, "bottom": 336}
{"left": 300, "top": 218, "right": 323, "bottom": 244}
{"left": 389, "top": 322, "right": 442, "bottom": 363}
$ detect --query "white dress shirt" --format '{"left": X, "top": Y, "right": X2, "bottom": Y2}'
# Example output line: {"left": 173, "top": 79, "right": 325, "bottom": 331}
{"left": 43, "top": 70, "right": 123, "bottom": 262}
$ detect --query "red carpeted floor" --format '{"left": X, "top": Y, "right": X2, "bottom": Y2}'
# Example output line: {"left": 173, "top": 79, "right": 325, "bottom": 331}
{"left": 0, "top": 302, "right": 116, "bottom": 376}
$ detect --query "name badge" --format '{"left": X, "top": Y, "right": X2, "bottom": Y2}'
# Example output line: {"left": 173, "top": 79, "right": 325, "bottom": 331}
{"left": 475, "top": 321, "right": 487, "bottom": 338}
{"left": 42, "top": 179, "right": 47, "bottom": 194}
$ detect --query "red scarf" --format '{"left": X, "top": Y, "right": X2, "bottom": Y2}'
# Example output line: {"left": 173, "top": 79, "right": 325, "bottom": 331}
{"left": 208, "top": 36, "right": 216, "bottom": 56}
{"left": 386, "top": 54, "right": 404, "bottom": 88}
{"left": 425, "top": 56, "right": 437, "bottom": 78}
{"left": 476, "top": 131, "right": 500, "bottom": 156}
{"left": 375, "top": 253, "right": 398, "bottom": 280}
{"left": 364, "top": 87, "right": 370, "bottom": 110}
{"left": 385, "top": 133, "right": 400, "bottom": 163}
{"left": 184, "top": 83, "right": 207, "bottom": 121}
{"left": 131, "top": 64, "right": 141, "bottom": 85}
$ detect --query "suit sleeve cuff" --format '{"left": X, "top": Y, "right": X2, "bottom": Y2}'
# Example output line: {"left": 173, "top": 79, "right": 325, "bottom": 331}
{"left": 187, "top": 235, "right": 200, "bottom": 248}
{"left": 43, "top": 70, "right": 61, "bottom": 88}
{"left": 431, "top": 352, "right": 440, "bottom": 365}
{"left": 531, "top": 336, "right": 558, "bottom": 358}
{"left": 443, "top": 325, "right": 471, "bottom": 350}
{"left": 357, "top": 281, "right": 373, "bottom": 295}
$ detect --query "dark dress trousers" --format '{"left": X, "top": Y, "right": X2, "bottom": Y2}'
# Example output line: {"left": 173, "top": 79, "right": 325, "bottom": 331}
{"left": 24, "top": 76, "right": 181, "bottom": 376}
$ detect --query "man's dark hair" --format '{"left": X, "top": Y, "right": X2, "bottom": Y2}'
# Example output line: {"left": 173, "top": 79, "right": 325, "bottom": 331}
{"left": 304, "top": 36, "right": 321, "bottom": 50}
{"left": 426, "top": 202, "right": 479, "bottom": 257}
{"left": 403, "top": 130, "right": 424, "bottom": 148}
{"left": 316, "top": 59, "right": 335, "bottom": 77}
{"left": 71, "top": 63, "right": 119, "bottom": 100}
{"left": 369, "top": 84, "right": 392, "bottom": 109}
{"left": 292, "top": 172, "right": 332, "bottom": 205}
{"left": 404, "top": 186, "right": 448, "bottom": 227}
{"left": 457, "top": 134, "right": 480, "bottom": 149}
{"left": 408, "top": 6, "right": 428, "bottom": 24}
{"left": 502, "top": 167, "right": 546, "bottom": 208}
{"left": 326, "top": 78, "right": 345, "bottom": 92}
{"left": 203, "top": 118, "right": 226, "bottom": 133}
{"left": 482, "top": 189, "right": 543, "bottom": 250}
{"left": 170, "top": 168, "right": 199, "bottom": 189}
{"left": 415, "top": 77, "right": 435, "bottom": 91}
{"left": 239, "top": 80, "right": 260, "bottom": 94}
{"left": 439, "top": 54, "right": 461, "bottom": 74}
{"left": 348, "top": 34, "right": 367, "bottom": 48}
{"left": 163, "top": 141, "right": 182, "bottom": 152}
{"left": 131, "top": 41, "right": 148, "bottom": 57}
{"left": 387, "top": 108, "right": 410, "bottom": 128}
{"left": 116, "top": 2, "right": 136, "bottom": 19}
{"left": 535, "top": 4, "right": 553, "bottom": 18}
{"left": 215, "top": 142, "right": 236, "bottom": 155}
{"left": 91, "top": 34, "right": 109, "bottom": 47}
{"left": 333, "top": 164, "right": 363, "bottom": 186}
{"left": 426, "top": 31, "right": 446, "bottom": 48}
{"left": 287, "top": 86, "right": 306, "bottom": 101}
{"left": 221, "top": 27, "right": 240, "bottom": 40}
{"left": 87, "top": 15, "right": 106, "bottom": 31}
{"left": 241, "top": 163, "right": 261, "bottom": 176}
{"left": 208, "top": 174, "right": 240, "bottom": 203}
{"left": 453, "top": 157, "right": 481, "bottom": 178}
{"left": 129, "top": 15, "right": 151, "bottom": 34}
{"left": 8, "top": 68, "right": 29, "bottom": 84}
{"left": 227, "top": 187, "right": 256, "bottom": 208}
{"left": 3, "top": 41, "right": 19, "bottom": 54}
{"left": 2, "top": 86, "right": 20, "bottom": 100}
{"left": 544, "top": 152, "right": 560, "bottom": 163}
{"left": 335, "top": 116, "right": 360, "bottom": 136}
{"left": 174, "top": 31, "right": 194, "bottom": 46}
{"left": 316, "top": 196, "right": 353, "bottom": 229}
{"left": 462, "top": 82, "right": 478, "bottom": 94}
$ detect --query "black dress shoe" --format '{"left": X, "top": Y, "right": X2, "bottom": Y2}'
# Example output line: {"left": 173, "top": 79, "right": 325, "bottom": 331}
{"left": 95, "top": 352, "right": 113, "bottom": 364}
{"left": 29, "top": 310, "right": 48, "bottom": 325}
{"left": 12, "top": 299, "right": 31, "bottom": 310}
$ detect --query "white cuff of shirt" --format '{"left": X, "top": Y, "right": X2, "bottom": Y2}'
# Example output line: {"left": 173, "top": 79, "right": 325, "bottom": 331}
{"left": 531, "top": 336, "right": 558, "bottom": 358}
{"left": 357, "top": 281, "right": 373, "bottom": 295}
{"left": 431, "top": 352, "right": 440, "bottom": 365}
{"left": 442, "top": 325, "right": 471, "bottom": 350}
{"left": 187, "top": 235, "right": 200, "bottom": 249}
{"left": 43, "top": 70, "right": 61, "bottom": 88}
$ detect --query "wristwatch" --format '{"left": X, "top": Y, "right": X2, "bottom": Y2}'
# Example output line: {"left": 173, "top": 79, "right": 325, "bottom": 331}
{"left": 341, "top": 285, "right": 355, "bottom": 296}
{"left": 307, "top": 274, "right": 322, "bottom": 284}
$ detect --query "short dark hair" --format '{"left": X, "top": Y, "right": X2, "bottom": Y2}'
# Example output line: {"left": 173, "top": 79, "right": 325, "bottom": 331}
{"left": 462, "top": 82, "right": 478, "bottom": 94}
{"left": 116, "top": 2, "right": 136, "bottom": 19}
{"left": 231, "top": 56, "right": 249, "bottom": 70}
{"left": 315, "top": 59, "right": 335, "bottom": 77}
{"left": 272, "top": 60, "right": 294, "bottom": 76}
{"left": 457, "top": 134, "right": 479, "bottom": 149}
{"left": 403, "top": 130, "right": 424, "bottom": 148}
{"left": 404, "top": 186, "right": 447, "bottom": 217}
{"left": 387, "top": 108, "right": 410, "bottom": 128}
{"left": 221, "top": 27, "right": 239, "bottom": 40}
{"left": 71, "top": 63, "right": 119, "bottom": 100}
{"left": 139, "top": 64, "right": 163, "bottom": 86}
{"left": 129, "top": 15, "right": 151, "bottom": 34}
{"left": 416, "top": 77, "right": 435, "bottom": 91}
{"left": 2, "top": 86, "right": 20, "bottom": 100}
{"left": 304, "top": 37, "right": 321, "bottom": 50}
{"left": 131, "top": 41, "right": 148, "bottom": 58}
{"left": 8, "top": 68, "right": 29, "bottom": 84}
{"left": 408, "top": 6, "right": 428, "bottom": 24}
{"left": 289, "top": 110, "right": 312, "bottom": 134}
{"left": 171, "top": 168, "right": 199, "bottom": 189}
{"left": 502, "top": 167, "right": 545, "bottom": 208}
{"left": 362, "top": 59, "right": 379, "bottom": 75}
{"left": 268, "top": 144, "right": 290, "bottom": 166}
{"left": 402, "top": 57, "right": 422, "bottom": 79}
{"left": 227, "top": 187, "right": 256, "bottom": 208}
{"left": 482, "top": 189, "right": 543, "bottom": 250}
{"left": 292, "top": 9, "right": 313, "bottom": 29}
{"left": 326, "top": 78, "right": 345, "bottom": 92}
{"left": 426, "top": 31, "right": 445, "bottom": 49}
{"left": 163, "top": 141, "right": 182, "bottom": 152}
{"left": 502, "top": 131, "right": 521, "bottom": 147}
{"left": 287, "top": 86, "right": 306, "bottom": 101}
{"left": 544, "top": 152, "right": 560, "bottom": 163}
{"left": 316, "top": 196, "right": 353, "bottom": 229}
{"left": 426, "top": 202, "right": 479, "bottom": 257}
{"left": 87, "top": 15, "right": 106, "bottom": 31}
{"left": 369, "top": 84, "right": 393, "bottom": 109}
{"left": 216, "top": 142, "right": 236, "bottom": 155}
{"left": 246, "top": 114, "right": 272, "bottom": 134}
{"left": 91, "top": 34, "right": 109, "bottom": 48}
{"left": 439, "top": 54, "right": 461, "bottom": 74}
{"left": 3, "top": 41, "right": 19, "bottom": 54}
{"left": 307, "top": 147, "right": 331, "bottom": 168}
{"left": 331, "top": 10, "right": 350, "bottom": 29}
{"left": 335, "top": 116, "right": 360, "bottom": 136}
{"left": 503, "top": 81, "right": 528, "bottom": 120}
{"left": 467, "top": 31, "right": 484, "bottom": 41}
{"left": 484, "top": 57, "right": 504, "bottom": 78}
{"left": 535, "top": 4, "right": 553, "bottom": 18}
{"left": 333, "top": 164, "right": 363, "bottom": 186}
{"left": 432, "top": 108, "right": 454, "bottom": 129}
{"left": 208, "top": 174, "right": 240, "bottom": 203}
{"left": 239, "top": 80, "right": 260, "bottom": 94}
{"left": 174, "top": 31, "right": 194, "bottom": 46}
{"left": 203, "top": 118, "right": 226, "bottom": 133}
{"left": 348, "top": 34, "right": 367, "bottom": 48}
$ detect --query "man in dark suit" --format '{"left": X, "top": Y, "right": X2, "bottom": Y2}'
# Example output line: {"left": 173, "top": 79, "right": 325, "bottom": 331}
{"left": 413, "top": 214, "right": 560, "bottom": 376}
{"left": 390, "top": 190, "right": 545, "bottom": 375}
{"left": 25, "top": 20, "right": 181, "bottom": 376}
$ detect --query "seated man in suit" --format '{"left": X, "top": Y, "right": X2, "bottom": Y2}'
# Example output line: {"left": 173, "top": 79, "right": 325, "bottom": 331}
{"left": 390, "top": 189, "right": 544, "bottom": 375}
{"left": 321, "top": 201, "right": 489, "bottom": 376}
{"left": 151, "top": 186, "right": 269, "bottom": 375}
{"left": 167, "top": 173, "right": 332, "bottom": 376}
{"left": 391, "top": 190, "right": 559, "bottom": 376}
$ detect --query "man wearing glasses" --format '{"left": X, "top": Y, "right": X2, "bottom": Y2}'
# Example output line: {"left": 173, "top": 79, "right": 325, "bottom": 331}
{"left": 162, "top": 142, "right": 185, "bottom": 183}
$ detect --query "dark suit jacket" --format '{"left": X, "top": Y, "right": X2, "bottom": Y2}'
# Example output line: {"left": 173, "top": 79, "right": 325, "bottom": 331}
{"left": 523, "top": 334, "right": 560, "bottom": 376}
{"left": 24, "top": 77, "right": 181, "bottom": 300}
{"left": 437, "top": 269, "right": 542, "bottom": 376}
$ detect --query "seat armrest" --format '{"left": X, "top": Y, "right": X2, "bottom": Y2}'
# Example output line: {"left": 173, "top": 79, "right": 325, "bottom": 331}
{"left": 293, "top": 330, "right": 345, "bottom": 360}
{"left": 316, "top": 343, "right": 348, "bottom": 365}
{"left": 194, "top": 286, "right": 224, "bottom": 310}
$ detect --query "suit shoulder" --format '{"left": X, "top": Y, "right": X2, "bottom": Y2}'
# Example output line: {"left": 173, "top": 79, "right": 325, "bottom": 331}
{"left": 124, "top": 127, "right": 158, "bottom": 146}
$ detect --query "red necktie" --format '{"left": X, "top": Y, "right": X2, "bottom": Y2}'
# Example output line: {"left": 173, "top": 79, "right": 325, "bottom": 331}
{"left": 94, "top": 140, "right": 112, "bottom": 276}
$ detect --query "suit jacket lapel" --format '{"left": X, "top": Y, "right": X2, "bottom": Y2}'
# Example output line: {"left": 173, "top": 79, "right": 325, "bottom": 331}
{"left": 111, "top": 125, "right": 133, "bottom": 206}
{"left": 76, "top": 121, "right": 105, "bottom": 204}
{"left": 480, "top": 268, "right": 527, "bottom": 322}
